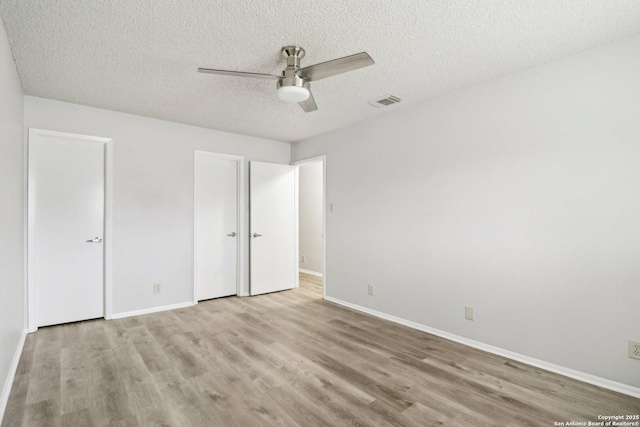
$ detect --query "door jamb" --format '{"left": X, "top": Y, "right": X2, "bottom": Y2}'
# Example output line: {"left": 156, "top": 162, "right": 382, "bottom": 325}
{"left": 193, "top": 151, "right": 246, "bottom": 303}
{"left": 291, "top": 155, "right": 326, "bottom": 301}
{"left": 27, "top": 128, "right": 114, "bottom": 332}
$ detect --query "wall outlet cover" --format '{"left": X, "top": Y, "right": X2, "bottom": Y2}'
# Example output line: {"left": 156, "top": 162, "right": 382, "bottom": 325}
{"left": 368, "top": 284, "right": 374, "bottom": 296}
{"left": 629, "top": 340, "right": 640, "bottom": 360}
{"left": 465, "top": 306, "right": 474, "bottom": 321}
{"left": 154, "top": 283, "right": 162, "bottom": 293}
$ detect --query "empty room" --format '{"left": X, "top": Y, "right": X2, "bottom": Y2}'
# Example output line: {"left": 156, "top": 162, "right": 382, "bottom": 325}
{"left": 1, "top": 1, "right": 639, "bottom": 426}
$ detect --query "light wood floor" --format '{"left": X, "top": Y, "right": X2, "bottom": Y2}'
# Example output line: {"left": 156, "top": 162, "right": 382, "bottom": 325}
{"left": 3, "top": 273, "right": 638, "bottom": 426}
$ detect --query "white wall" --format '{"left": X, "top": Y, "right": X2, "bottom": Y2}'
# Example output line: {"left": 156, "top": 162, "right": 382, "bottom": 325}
{"left": 0, "top": 19, "right": 25, "bottom": 420}
{"left": 24, "top": 96, "right": 290, "bottom": 314}
{"left": 298, "top": 162, "right": 324, "bottom": 274}
{"left": 292, "top": 35, "right": 640, "bottom": 388}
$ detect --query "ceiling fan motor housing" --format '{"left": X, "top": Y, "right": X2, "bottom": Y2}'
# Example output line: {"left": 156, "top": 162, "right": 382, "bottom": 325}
{"left": 277, "top": 69, "right": 306, "bottom": 90}
{"left": 276, "top": 46, "right": 310, "bottom": 102}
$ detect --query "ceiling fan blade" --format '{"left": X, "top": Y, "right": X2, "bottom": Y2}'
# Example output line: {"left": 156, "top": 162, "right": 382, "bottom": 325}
{"left": 198, "top": 68, "right": 281, "bottom": 80}
{"left": 297, "top": 52, "right": 374, "bottom": 82}
{"left": 299, "top": 89, "right": 318, "bottom": 113}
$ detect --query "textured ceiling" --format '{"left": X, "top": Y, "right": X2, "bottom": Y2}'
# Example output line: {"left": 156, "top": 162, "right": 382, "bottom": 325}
{"left": 2, "top": 1, "right": 640, "bottom": 143}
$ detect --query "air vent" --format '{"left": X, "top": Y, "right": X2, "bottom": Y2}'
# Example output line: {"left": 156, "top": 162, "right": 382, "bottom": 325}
{"left": 369, "top": 94, "right": 403, "bottom": 108}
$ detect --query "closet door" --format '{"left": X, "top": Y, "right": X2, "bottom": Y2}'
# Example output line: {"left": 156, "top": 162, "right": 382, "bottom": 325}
{"left": 249, "top": 161, "right": 296, "bottom": 296}
{"left": 29, "top": 129, "right": 106, "bottom": 327}
{"left": 194, "top": 152, "right": 240, "bottom": 300}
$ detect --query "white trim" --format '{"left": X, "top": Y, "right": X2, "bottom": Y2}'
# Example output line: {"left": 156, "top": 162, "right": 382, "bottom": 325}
{"left": 111, "top": 301, "right": 196, "bottom": 319}
{"left": 104, "top": 140, "right": 114, "bottom": 319}
{"left": 237, "top": 158, "right": 246, "bottom": 296}
{"left": 299, "top": 269, "right": 323, "bottom": 277}
{"left": 291, "top": 155, "right": 326, "bottom": 300}
{"left": 292, "top": 155, "right": 326, "bottom": 166}
{"left": 293, "top": 167, "right": 300, "bottom": 288}
{"left": 27, "top": 129, "right": 113, "bottom": 332}
{"left": 324, "top": 296, "right": 640, "bottom": 399}
{"left": 23, "top": 127, "right": 29, "bottom": 333}
{"left": 193, "top": 151, "right": 246, "bottom": 302}
{"left": 0, "top": 329, "right": 27, "bottom": 425}
{"left": 27, "top": 134, "right": 36, "bottom": 332}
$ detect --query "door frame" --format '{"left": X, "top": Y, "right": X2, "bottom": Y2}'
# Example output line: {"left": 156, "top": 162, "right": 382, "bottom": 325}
{"left": 27, "top": 128, "right": 114, "bottom": 332}
{"left": 291, "top": 155, "right": 326, "bottom": 300}
{"left": 193, "top": 151, "right": 245, "bottom": 303}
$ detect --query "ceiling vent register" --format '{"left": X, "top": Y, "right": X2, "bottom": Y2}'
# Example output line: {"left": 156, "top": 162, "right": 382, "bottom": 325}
{"left": 369, "top": 94, "right": 402, "bottom": 108}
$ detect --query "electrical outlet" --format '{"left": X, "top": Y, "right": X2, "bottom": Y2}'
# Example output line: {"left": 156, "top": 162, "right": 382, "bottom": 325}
{"left": 368, "top": 284, "right": 374, "bottom": 296}
{"left": 154, "top": 283, "right": 162, "bottom": 293}
{"left": 301, "top": 255, "right": 306, "bottom": 263}
{"left": 629, "top": 340, "right": 640, "bottom": 360}
{"left": 465, "top": 306, "right": 474, "bottom": 321}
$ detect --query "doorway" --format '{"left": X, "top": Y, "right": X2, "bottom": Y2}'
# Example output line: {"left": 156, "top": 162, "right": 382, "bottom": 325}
{"left": 294, "top": 157, "right": 326, "bottom": 298}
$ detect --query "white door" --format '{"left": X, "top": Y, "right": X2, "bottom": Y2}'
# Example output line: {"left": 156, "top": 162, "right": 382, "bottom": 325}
{"left": 194, "top": 152, "right": 240, "bottom": 300}
{"left": 250, "top": 161, "right": 296, "bottom": 295}
{"left": 29, "top": 130, "right": 106, "bottom": 327}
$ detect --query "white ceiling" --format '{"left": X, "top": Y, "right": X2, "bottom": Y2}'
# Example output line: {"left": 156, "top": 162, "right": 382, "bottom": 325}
{"left": 2, "top": 1, "right": 640, "bottom": 143}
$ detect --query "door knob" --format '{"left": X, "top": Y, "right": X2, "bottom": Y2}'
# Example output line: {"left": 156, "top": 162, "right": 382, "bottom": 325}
{"left": 251, "top": 233, "right": 263, "bottom": 238}
{"left": 86, "top": 237, "right": 103, "bottom": 243}
{"left": 226, "top": 232, "right": 237, "bottom": 237}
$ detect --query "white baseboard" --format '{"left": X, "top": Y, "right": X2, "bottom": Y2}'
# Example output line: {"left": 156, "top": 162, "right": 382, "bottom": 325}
{"left": 299, "top": 269, "right": 323, "bottom": 277}
{"left": 324, "top": 296, "right": 640, "bottom": 399}
{"left": 111, "top": 301, "right": 195, "bottom": 319}
{"left": 0, "top": 329, "right": 27, "bottom": 425}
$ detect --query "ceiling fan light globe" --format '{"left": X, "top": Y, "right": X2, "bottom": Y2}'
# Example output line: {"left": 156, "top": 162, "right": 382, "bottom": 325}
{"left": 277, "top": 85, "right": 310, "bottom": 103}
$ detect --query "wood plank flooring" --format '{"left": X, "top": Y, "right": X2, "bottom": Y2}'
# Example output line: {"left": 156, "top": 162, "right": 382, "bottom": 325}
{"left": 3, "top": 273, "right": 638, "bottom": 426}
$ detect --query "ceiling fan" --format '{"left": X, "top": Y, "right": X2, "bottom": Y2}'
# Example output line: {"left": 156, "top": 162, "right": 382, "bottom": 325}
{"left": 198, "top": 46, "right": 375, "bottom": 112}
